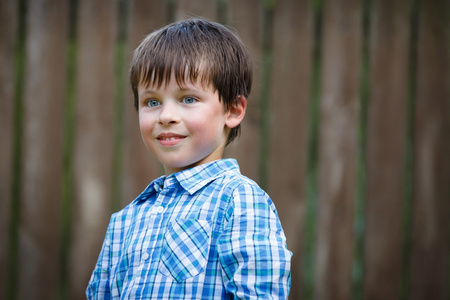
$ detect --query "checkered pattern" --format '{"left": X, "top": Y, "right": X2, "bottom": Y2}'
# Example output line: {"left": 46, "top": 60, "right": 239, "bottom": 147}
{"left": 159, "top": 219, "right": 210, "bottom": 282}
{"left": 86, "top": 159, "right": 292, "bottom": 299}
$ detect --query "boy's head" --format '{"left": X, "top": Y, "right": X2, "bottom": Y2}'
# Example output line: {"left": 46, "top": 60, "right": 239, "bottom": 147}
{"left": 130, "top": 18, "right": 252, "bottom": 145}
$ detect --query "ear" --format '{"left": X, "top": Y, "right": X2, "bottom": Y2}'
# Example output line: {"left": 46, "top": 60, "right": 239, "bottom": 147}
{"left": 225, "top": 95, "right": 247, "bottom": 128}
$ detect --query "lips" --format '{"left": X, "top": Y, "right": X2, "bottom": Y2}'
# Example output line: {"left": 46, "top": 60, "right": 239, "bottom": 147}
{"left": 156, "top": 133, "right": 186, "bottom": 147}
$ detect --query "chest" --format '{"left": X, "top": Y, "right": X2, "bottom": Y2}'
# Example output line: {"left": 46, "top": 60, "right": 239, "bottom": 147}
{"left": 109, "top": 185, "right": 230, "bottom": 286}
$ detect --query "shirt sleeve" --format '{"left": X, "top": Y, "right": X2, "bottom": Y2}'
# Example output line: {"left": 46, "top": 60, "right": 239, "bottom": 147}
{"left": 86, "top": 216, "right": 114, "bottom": 300}
{"left": 217, "top": 181, "right": 292, "bottom": 299}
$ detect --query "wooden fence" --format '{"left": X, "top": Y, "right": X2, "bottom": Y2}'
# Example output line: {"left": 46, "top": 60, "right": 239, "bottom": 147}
{"left": 1, "top": 0, "right": 449, "bottom": 299}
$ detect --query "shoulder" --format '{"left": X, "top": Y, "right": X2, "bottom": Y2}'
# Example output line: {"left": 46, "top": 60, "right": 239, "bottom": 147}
{"left": 211, "top": 170, "right": 271, "bottom": 211}
{"left": 216, "top": 170, "right": 279, "bottom": 221}
{"left": 219, "top": 168, "right": 266, "bottom": 194}
{"left": 221, "top": 170, "right": 271, "bottom": 203}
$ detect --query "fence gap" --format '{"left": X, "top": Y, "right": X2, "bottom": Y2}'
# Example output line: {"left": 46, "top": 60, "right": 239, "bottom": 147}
{"left": 352, "top": 0, "right": 371, "bottom": 297}
{"left": 303, "top": 0, "right": 323, "bottom": 298}
{"left": 59, "top": 40, "right": 77, "bottom": 300}
{"left": 111, "top": 0, "right": 130, "bottom": 213}
{"left": 0, "top": 0, "right": 17, "bottom": 296}
{"left": 59, "top": 0, "right": 79, "bottom": 298}
{"left": 6, "top": 0, "right": 27, "bottom": 299}
{"left": 257, "top": 0, "right": 275, "bottom": 190}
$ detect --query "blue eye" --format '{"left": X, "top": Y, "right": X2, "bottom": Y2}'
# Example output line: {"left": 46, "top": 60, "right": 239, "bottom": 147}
{"left": 146, "top": 99, "right": 160, "bottom": 107}
{"left": 182, "top": 97, "right": 197, "bottom": 104}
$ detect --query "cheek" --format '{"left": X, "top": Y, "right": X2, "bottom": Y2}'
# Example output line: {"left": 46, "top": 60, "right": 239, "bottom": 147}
{"left": 139, "top": 115, "right": 155, "bottom": 143}
{"left": 139, "top": 113, "right": 153, "bottom": 131}
{"left": 188, "top": 115, "right": 225, "bottom": 144}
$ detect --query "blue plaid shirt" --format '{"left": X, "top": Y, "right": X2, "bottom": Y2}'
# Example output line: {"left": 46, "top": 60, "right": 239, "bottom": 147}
{"left": 86, "top": 159, "right": 292, "bottom": 299}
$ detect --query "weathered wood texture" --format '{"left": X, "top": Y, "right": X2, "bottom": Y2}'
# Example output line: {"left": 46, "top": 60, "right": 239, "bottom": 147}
{"left": 69, "top": 0, "right": 117, "bottom": 298}
{"left": 2, "top": 0, "right": 449, "bottom": 299}
{"left": 268, "top": 1, "right": 312, "bottom": 298}
{"left": 16, "top": 0, "right": 69, "bottom": 299}
{"left": 409, "top": 0, "right": 450, "bottom": 299}
{"left": 363, "top": 0, "right": 410, "bottom": 299}
{"left": 314, "top": 0, "right": 361, "bottom": 299}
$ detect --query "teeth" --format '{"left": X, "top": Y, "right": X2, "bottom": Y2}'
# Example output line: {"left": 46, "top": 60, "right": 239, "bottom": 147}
{"left": 165, "top": 137, "right": 176, "bottom": 141}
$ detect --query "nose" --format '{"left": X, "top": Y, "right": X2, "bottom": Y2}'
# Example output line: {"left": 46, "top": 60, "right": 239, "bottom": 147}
{"left": 158, "top": 101, "right": 180, "bottom": 125}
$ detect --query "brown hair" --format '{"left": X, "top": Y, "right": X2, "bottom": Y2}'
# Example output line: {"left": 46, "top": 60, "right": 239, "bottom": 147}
{"left": 129, "top": 18, "right": 252, "bottom": 145}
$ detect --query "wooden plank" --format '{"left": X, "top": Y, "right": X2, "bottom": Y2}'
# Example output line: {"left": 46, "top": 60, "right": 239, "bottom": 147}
{"left": 409, "top": 0, "right": 450, "bottom": 299}
{"left": 15, "top": 0, "right": 68, "bottom": 298}
{"left": 69, "top": 0, "right": 117, "bottom": 298}
{"left": 120, "top": 0, "right": 168, "bottom": 208}
{"left": 0, "top": 0, "right": 18, "bottom": 296}
{"left": 363, "top": 0, "right": 410, "bottom": 299}
{"left": 314, "top": 0, "right": 361, "bottom": 299}
{"left": 267, "top": 0, "right": 312, "bottom": 298}
{"left": 226, "top": 0, "right": 263, "bottom": 181}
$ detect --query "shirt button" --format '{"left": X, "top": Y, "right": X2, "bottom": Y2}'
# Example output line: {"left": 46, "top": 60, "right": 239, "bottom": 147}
{"left": 156, "top": 206, "right": 164, "bottom": 213}
{"left": 142, "top": 252, "right": 149, "bottom": 261}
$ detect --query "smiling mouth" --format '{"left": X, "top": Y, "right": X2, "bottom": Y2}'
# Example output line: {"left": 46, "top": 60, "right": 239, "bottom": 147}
{"left": 156, "top": 134, "right": 186, "bottom": 146}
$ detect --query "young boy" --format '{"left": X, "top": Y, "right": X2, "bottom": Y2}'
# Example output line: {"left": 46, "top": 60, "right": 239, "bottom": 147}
{"left": 87, "top": 18, "right": 292, "bottom": 299}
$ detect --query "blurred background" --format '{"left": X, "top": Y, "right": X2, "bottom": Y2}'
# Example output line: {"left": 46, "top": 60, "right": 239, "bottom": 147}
{"left": 1, "top": 0, "right": 449, "bottom": 299}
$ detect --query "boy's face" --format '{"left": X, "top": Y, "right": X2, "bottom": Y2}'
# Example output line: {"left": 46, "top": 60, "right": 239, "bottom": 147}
{"left": 137, "top": 74, "right": 233, "bottom": 175}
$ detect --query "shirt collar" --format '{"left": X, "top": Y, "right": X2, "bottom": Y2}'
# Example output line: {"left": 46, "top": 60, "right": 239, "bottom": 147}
{"left": 137, "top": 159, "right": 240, "bottom": 199}
{"left": 175, "top": 159, "right": 240, "bottom": 194}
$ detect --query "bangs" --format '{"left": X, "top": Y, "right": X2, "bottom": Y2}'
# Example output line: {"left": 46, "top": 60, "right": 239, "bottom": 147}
{"left": 134, "top": 39, "right": 212, "bottom": 91}
{"left": 130, "top": 23, "right": 216, "bottom": 102}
